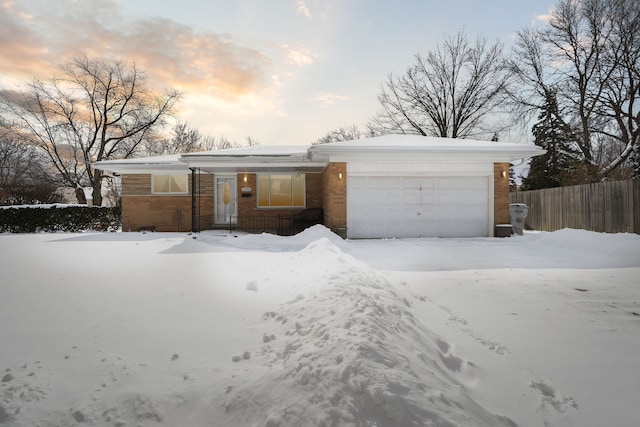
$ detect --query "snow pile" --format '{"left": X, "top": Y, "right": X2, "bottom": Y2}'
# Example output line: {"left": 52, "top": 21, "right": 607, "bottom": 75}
{"left": 524, "top": 228, "right": 640, "bottom": 267}
{"left": 203, "top": 224, "right": 349, "bottom": 252}
{"left": 217, "top": 238, "right": 516, "bottom": 426}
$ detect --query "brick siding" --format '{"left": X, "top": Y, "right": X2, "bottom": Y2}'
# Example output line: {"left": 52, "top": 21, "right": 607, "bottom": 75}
{"left": 493, "top": 162, "right": 510, "bottom": 228}
{"left": 121, "top": 173, "right": 213, "bottom": 232}
{"left": 122, "top": 172, "right": 323, "bottom": 232}
{"left": 322, "top": 162, "right": 347, "bottom": 231}
{"left": 236, "top": 173, "right": 324, "bottom": 219}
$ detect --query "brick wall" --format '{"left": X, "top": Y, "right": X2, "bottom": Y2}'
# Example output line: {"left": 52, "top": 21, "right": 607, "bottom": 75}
{"left": 236, "top": 173, "right": 324, "bottom": 219}
{"left": 121, "top": 174, "right": 152, "bottom": 196}
{"left": 121, "top": 173, "right": 213, "bottom": 232}
{"left": 493, "top": 162, "right": 510, "bottom": 228}
{"left": 122, "top": 196, "right": 192, "bottom": 232}
{"left": 322, "top": 162, "right": 347, "bottom": 231}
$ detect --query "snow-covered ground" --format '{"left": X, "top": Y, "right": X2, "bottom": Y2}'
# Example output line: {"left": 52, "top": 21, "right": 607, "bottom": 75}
{"left": 1, "top": 226, "right": 639, "bottom": 427}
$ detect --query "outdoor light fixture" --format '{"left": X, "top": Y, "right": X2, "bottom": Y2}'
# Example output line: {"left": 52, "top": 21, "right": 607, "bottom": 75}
{"left": 243, "top": 175, "right": 248, "bottom": 183}
{"left": 501, "top": 170, "right": 507, "bottom": 178}
{"left": 338, "top": 172, "right": 343, "bottom": 181}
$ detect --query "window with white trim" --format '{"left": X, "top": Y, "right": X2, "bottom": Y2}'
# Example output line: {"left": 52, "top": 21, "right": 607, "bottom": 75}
{"left": 257, "top": 174, "right": 305, "bottom": 207}
{"left": 152, "top": 175, "right": 188, "bottom": 194}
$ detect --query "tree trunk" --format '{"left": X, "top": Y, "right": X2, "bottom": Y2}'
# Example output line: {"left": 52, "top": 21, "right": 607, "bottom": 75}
{"left": 92, "top": 171, "right": 103, "bottom": 207}
{"left": 75, "top": 187, "right": 87, "bottom": 204}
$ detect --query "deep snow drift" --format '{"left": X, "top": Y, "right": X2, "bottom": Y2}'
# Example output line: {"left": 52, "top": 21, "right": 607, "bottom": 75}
{"left": 1, "top": 226, "right": 639, "bottom": 426}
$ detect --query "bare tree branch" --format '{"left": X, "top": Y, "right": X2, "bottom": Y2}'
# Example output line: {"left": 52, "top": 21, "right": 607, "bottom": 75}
{"left": 369, "top": 30, "right": 511, "bottom": 140}
{"left": 0, "top": 54, "right": 182, "bottom": 205}
{"left": 509, "top": 0, "right": 640, "bottom": 181}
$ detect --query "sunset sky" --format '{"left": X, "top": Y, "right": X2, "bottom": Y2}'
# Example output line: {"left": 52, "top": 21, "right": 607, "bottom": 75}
{"left": 0, "top": 0, "right": 557, "bottom": 146}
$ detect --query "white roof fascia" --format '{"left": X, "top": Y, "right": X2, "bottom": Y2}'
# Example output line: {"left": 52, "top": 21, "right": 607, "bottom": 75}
{"left": 181, "top": 159, "right": 328, "bottom": 171}
{"left": 92, "top": 155, "right": 188, "bottom": 175}
{"left": 179, "top": 145, "right": 326, "bottom": 172}
{"left": 313, "top": 151, "right": 544, "bottom": 163}
{"left": 93, "top": 147, "right": 328, "bottom": 174}
{"left": 309, "top": 135, "right": 545, "bottom": 163}
{"left": 180, "top": 145, "right": 310, "bottom": 158}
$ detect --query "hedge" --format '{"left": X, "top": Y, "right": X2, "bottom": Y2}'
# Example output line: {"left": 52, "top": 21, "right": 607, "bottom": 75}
{"left": 0, "top": 205, "right": 121, "bottom": 233}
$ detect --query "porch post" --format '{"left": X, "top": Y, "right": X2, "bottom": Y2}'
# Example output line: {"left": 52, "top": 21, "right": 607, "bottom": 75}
{"left": 190, "top": 168, "right": 197, "bottom": 233}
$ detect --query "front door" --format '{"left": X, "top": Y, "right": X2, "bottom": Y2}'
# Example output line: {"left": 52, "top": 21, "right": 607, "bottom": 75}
{"left": 215, "top": 176, "right": 237, "bottom": 225}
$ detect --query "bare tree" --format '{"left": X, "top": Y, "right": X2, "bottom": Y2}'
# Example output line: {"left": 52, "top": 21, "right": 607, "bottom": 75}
{"left": 368, "top": 31, "right": 511, "bottom": 139}
{"left": 0, "top": 122, "right": 59, "bottom": 204}
{"left": 150, "top": 121, "right": 261, "bottom": 154}
{"left": 313, "top": 125, "right": 364, "bottom": 145}
{"left": 0, "top": 55, "right": 181, "bottom": 205}
{"left": 146, "top": 121, "right": 204, "bottom": 155}
{"left": 203, "top": 135, "right": 259, "bottom": 151}
{"left": 509, "top": 0, "right": 640, "bottom": 181}
{"left": 245, "top": 136, "right": 260, "bottom": 147}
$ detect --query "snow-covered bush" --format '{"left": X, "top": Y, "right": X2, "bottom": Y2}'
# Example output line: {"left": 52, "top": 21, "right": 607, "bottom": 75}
{"left": 0, "top": 205, "right": 121, "bottom": 233}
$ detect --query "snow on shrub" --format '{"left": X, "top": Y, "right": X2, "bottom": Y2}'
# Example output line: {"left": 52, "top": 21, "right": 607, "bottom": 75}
{"left": 0, "top": 204, "right": 121, "bottom": 233}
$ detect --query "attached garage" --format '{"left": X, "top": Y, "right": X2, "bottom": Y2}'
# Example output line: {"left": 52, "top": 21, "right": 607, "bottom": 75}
{"left": 309, "top": 135, "right": 545, "bottom": 239}
{"left": 347, "top": 175, "right": 490, "bottom": 238}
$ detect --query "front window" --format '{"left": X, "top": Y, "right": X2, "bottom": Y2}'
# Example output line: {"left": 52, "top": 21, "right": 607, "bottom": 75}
{"left": 152, "top": 175, "right": 188, "bottom": 194}
{"left": 257, "top": 174, "right": 305, "bottom": 207}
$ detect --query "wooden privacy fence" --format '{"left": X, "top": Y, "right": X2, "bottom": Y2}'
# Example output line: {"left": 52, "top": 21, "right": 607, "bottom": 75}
{"left": 510, "top": 179, "right": 640, "bottom": 234}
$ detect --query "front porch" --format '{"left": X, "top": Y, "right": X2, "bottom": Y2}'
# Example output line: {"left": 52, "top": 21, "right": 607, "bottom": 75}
{"left": 205, "top": 208, "right": 325, "bottom": 236}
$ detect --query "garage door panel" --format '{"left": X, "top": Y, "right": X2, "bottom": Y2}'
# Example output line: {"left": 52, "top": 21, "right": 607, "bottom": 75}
{"left": 349, "top": 206, "right": 372, "bottom": 221}
{"left": 383, "top": 206, "right": 404, "bottom": 219}
{"left": 348, "top": 175, "right": 489, "bottom": 238}
{"left": 435, "top": 177, "right": 454, "bottom": 188}
{"left": 434, "top": 206, "right": 455, "bottom": 220}
{"left": 418, "top": 208, "right": 436, "bottom": 220}
{"left": 401, "top": 209, "right": 420, "bottom": 220}
{"left": 348, "top": 222, "right": 369, "bottom": 239}
{"left": 436, "top": 193, "right": 453, "bottom": 204}
{"left": 451, "top": 208, "right": 472, "bottom": 220}
{"left": 418, "top": 221, "right": 439, "bottom": 236}
{"left": 403, "top": 192, "right": 421, "bottom": 205}
{"left": 453, "top": 221, "right": 487, "bottom": 237}
{"left": 385, "top": 192, "right": 403, "bottom": 204}
{"left": 402, "top": 178, "right": 421, "bottom": 189}
{"left": 349, "top": 177, "right": 369, "bottom": 189}
{"left": 463, "top": 192, "right": 487, "bottom": 205}
{"left": 420, "top": 191, "right": 435, "bottom": 204}
{"left": 362, "top": 177, "right": 402, "bottom": 189}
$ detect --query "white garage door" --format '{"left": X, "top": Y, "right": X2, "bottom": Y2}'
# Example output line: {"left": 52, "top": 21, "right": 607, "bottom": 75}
{"left": 347, "top": 176, "right": 490, "bottom": 238}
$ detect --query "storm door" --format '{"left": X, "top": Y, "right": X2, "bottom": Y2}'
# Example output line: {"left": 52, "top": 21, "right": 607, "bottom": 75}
{"left": 215, "top": 176, "right": 237, "bottom": 224}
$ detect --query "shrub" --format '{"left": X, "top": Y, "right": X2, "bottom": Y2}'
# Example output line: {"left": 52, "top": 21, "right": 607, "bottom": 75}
{"left": 0, "top": 205, "right": 121, "bottom": 233}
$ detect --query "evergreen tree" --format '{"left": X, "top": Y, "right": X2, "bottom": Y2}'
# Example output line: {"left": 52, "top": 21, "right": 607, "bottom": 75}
{"left": 521, "top": 91, "right": 579, "bottom": 190}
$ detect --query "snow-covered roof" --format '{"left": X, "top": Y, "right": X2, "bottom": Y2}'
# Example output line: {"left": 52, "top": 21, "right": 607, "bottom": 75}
{"left": 92, "top": 146, "right": 322, "bottom": 174}
{"left": 179, "top": 145, "right": 325, "bottom": 173}
{"left": 93, "top": 135, "right": 544, "bottom": 174}
{"left": 92, "top": 153, "right": 187, "bottom": 174}
{"left": 309, "top": 134, "right": 544, "bottom": 162}
{"left": 181, "top": 145, "right": 310, "bottom": 158}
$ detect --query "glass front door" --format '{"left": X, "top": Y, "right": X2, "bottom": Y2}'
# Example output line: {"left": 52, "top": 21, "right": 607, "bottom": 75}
{"left": 215, "top": 176, "right": 237, "bottom": 224}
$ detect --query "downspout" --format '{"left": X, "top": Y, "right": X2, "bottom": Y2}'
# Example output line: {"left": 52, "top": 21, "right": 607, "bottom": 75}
{"left": 198, "top": 168, "right": 202, "bottom": 231}
{"left": 190, "top": 168, "right": 197, "bottom": 233}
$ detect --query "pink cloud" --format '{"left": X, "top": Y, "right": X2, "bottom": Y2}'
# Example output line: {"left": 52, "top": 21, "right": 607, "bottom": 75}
{"left": 0, "top": 0, "right": 274, "bottom": 103}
